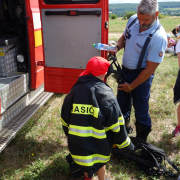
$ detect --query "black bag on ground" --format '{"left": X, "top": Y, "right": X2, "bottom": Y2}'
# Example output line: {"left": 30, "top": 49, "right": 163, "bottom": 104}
{"left": 112, "top": 137, "right": 179, "bottom": 178}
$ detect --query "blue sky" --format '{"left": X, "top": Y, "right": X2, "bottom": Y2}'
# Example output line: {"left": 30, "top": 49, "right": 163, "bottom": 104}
{"left": 109, "top": 0, "right": 180, "bottom": 3}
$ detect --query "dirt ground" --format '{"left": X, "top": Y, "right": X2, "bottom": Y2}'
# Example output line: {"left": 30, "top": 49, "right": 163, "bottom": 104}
{"left": 109, "top": 33, "right": 122, "bottom": 40}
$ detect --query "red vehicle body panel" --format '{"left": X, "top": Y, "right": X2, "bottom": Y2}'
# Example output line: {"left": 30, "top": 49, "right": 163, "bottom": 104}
{"left": 25, "top": 0, "right": 44, "bottom": 90}
{"left": 38, "top": 0, "right": 109, "bottom": 94}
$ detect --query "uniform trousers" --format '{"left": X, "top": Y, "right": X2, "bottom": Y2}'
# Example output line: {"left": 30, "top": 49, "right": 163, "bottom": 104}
{"left": 174, "top": 69, "right": 180, "bottom": 105}
{"left": 117, "top": 66, "right": 154, "bottom": 127}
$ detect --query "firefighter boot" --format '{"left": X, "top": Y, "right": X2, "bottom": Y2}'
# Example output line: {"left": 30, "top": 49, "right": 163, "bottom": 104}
{"left": 136, "top": 122, "right": 151, "bottom": 142}
{"left": 125, "top": 117, "right": 133, "bottom": 134}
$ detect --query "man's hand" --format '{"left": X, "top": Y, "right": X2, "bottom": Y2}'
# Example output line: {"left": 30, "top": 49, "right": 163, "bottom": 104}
{"left": 107, "top": 42, "right": 117, "bottom": 55}
{"left": 120, "top": 61, "right": 160, "bottom": 91}
{"left": 118, "top": 83, "right": 132, "bottom": 93}
{"left": 108, "top": 34, "right": 125, "bottom": 55}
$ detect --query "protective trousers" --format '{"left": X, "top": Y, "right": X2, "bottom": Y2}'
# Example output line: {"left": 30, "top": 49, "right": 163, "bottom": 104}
{"left": 117, "top": 66, "right": 154, "bottom": 128}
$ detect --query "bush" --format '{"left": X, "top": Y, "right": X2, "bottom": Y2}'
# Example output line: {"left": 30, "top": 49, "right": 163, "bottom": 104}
{"left": 125, "top": 11, "right": 136, "bottom": 19}
{"left": 123, "top": 15, "right": 127, "bottom": 20}
{"left": 111, "top": 14, "right": 117, "bottom": 19}
{"left": 158, "top": 13, "right": 164, "bottom": 19}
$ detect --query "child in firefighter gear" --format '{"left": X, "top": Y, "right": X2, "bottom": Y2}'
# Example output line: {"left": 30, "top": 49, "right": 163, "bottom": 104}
{"left": 61, "top": 56, "right": 134, "bottom": 180}
{"left": 172, "top": 39, "right": 180, "bottom": 137}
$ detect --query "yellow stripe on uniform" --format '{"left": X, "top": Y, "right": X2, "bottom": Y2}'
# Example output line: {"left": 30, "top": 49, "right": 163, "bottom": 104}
{"left": 71, "top": 153, "right": 110, "bottom": 166}
{"left": 117, "top": 136, "right": 131, "bottom": 149}
{"left": 118, "top": 116, "right": 125, "bottom": 125}
{"left": 34, "top": 30, "right": 42, "bottom": 47}
{"left": 61, "top": 117, "right": 68, "bottom": 127}
{"left": 69, "top": 124, "right": 106, "bottom": 139}
{"left": 71, "top": 104, "right": 99, "bottom": 118}
{"left": 105, "top": 122, "right": 120, "bottom": 133}
{"left": 104, "top": 116, "right": 124, "bottom": 133}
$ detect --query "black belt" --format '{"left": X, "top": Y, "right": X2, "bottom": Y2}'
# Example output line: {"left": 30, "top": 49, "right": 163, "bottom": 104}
{"left": 122, "top": 65, "right": 145, "bottom": 73}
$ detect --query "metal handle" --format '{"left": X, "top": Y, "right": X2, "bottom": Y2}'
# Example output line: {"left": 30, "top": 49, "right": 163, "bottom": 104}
{"left": 45, "top": 10, "right": 101, "bottom": 16}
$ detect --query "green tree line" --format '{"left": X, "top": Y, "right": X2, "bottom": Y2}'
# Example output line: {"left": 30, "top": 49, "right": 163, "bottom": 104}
{"left": 109, "top": 2, "right": 180, "bottom": 17}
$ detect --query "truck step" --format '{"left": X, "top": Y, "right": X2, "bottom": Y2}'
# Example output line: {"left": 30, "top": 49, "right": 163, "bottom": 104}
{"left": 0, "top": 91, "right": 53, "bottom": 153}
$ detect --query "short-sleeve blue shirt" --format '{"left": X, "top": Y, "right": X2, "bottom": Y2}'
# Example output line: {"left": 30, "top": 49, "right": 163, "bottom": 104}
{"left": 123, "top": 14, "right": 167, "bottom": 70}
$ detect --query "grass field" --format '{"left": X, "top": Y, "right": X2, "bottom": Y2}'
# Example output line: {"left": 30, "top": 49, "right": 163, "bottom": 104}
{"left": 0, "top": 17, "right": 180, "bottom": 180}
{"left": 109, "top": 16, "right": 180, "bottom": 35}
{"left": 164, "top": 8, "right": 180, "bottom": 11}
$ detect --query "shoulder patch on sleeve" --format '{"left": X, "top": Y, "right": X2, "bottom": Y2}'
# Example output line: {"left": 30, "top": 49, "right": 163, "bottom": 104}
{"left": 159, "top": 51, "right": 163, "bottom": 57}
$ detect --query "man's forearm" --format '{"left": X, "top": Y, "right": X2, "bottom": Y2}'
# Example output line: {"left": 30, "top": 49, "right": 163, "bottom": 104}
{"left": 116, "top": 34, "right": 125, "bottom": 50}
{"left": 129, "top": 61, "right": 159, "bottom": 90}
{"left": 118, "top": 61, "right": 159, "bottom": 93}
{"left": 130, "top": 69, "right": 155, "bottom": 90}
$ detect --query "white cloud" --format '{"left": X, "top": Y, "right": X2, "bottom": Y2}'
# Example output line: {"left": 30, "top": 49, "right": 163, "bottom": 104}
{"left": 109, "top": 0, "right": 180, "bottom": 3}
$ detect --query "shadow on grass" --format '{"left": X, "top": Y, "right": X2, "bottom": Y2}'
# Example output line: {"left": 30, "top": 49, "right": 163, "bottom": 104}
{"left": 150, "top": 133, "right": 180, "bottom": 156}
{"left": 18, "top": 155, "right": 76, "bottom": 180}
{"left": 0, "top": 93, "right": 68, "bottom": 179}
{"left": 13, "top": 102, "right": 52, "bottom": 139}
{"left": 0, "top": 135, "right": 69, "bottom": 178}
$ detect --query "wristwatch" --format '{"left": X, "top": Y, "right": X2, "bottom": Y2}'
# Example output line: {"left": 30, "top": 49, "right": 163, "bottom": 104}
{"left": 115, "top": 45, "right": 120, "bottom": 51}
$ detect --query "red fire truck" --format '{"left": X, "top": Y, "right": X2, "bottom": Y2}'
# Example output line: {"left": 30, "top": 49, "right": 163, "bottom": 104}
{"left": 0, "top": 0, "right": 109, "bottom": 152}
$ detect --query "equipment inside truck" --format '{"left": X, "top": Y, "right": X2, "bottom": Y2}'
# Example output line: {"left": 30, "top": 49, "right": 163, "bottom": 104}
{"left": 0, "top": 0, "right": 28, "bottom": 72}
{"left": 0, "top": 0, "right": 29, "bottom": 129}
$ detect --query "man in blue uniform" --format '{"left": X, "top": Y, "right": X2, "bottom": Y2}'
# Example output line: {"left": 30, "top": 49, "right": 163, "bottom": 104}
{"left": 114, "top": 0, "right": 167, "bottom": 142}
{"left": 61, "top": 56, "right": 134, "bottom": 180}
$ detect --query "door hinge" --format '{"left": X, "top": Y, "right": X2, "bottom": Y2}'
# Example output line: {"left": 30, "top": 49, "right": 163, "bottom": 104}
{"left": 105, "top": 21, "right": 108, "bottom": 29}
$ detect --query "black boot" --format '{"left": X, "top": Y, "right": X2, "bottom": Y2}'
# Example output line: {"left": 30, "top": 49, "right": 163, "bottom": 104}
{"left": 135, "top": 122, "right": 151, "bottom": 142}
{"left": 125, "top": 117, "right": 133, "bottom": 134}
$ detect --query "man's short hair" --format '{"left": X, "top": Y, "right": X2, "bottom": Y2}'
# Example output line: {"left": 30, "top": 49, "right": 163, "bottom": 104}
{"left": 137, "top": 0, "right": 159, "bottom": 15}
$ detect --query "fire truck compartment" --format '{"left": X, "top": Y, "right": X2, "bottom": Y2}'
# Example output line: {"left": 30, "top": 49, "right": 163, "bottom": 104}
{"left": 0, "top": 44, "right": 20, "bottom": 77}
{"left": 0, "top": 0, "right": 29, "bottom": 74}
{"left": 41, "top": 8, "right": 101, "bottom": 69}
{"left": 0, "top": 72, "right": 29, "bottom": 129}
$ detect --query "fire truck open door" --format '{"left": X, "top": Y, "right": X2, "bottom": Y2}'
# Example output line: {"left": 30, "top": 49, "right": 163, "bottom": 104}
{"left": 38, "top": 0, "right": 109, "bottom": 94}
{"left": 26, "top": 0, "right": 44, "bottom": 90}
